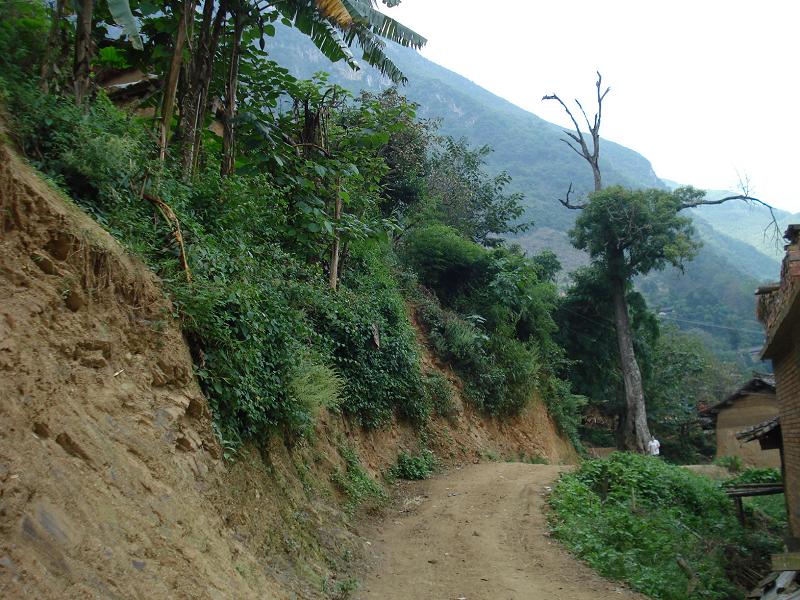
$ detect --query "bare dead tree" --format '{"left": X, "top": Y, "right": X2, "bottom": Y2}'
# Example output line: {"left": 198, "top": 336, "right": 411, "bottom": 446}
{"left": 543, "top": 71, "right": 610, "bottom": 194}
{"left": 543, "top": 73, "right": 654, "bottom": 453}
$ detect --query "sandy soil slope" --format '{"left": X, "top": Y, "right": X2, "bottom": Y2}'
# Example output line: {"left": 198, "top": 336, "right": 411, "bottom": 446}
{"left": 357, "top": 462, "right": 648, "bottom": 600}
{"left": 0, "top": 137, "right": 292, "bottom": 599}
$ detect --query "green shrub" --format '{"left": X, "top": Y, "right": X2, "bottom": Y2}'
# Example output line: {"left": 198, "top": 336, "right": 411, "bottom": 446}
{"left": 549, "top": 453, "right": 781, "bottom": 600}
{"left": 424, "top": 372, "right": 458, "bottom": 420}
{"left": 411, "top": 285, "right": 552, "bottom": 418}
{"left": 390, "top": 449, "right": 438, "bottom": 480}
{"left": 713, "top": 455, "right": 744, "bottom": 474}
{"left": 331, "top": 442, "right": 387, "bottom": 512}
{"left": 540, "top": 376, "right": 585, "bottom": 451}
{"left": 288, "top": 357, "right": 345, "bottom": 429}
{"left": 301, "top": 244, "right": 428, "bottom": 429}
{"left": 0, "top": 0, "right": 49, "bottom": 76}
{"left": 401, "top": 224, "right": 488, "bottom": 303}
{"left": 725, "top": 467, "right": 780, "bottom": 485}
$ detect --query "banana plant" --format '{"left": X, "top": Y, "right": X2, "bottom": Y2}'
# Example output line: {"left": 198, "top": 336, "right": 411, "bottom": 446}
{"left": 71, "top": 0, "right": 143, "bottom": 102}
{"left": 107, "top": 0, "right": 143, "bottom": 50}
{"left": 273, "top": 0, "right": 427, "bottom": 84}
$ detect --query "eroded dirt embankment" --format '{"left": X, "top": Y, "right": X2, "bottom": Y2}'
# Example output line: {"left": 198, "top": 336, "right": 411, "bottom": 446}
{"left": 0, "top": 138, "right": 297, "bottom": 598}
{"left": 0, "top": 133, "right": 576, "bottom": 598}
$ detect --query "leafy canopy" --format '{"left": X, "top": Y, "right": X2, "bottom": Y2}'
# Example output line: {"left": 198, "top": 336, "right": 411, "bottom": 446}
{"left": 572, "top": 186, "right": 701, "bottom": 278}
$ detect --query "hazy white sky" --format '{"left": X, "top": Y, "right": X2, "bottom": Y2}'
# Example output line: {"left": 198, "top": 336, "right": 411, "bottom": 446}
{"left": 385, "top": 0, "right": 800, "bottom": 211}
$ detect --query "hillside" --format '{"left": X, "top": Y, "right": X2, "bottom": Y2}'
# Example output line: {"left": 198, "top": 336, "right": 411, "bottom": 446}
{"left": 266, "top": 27, "right": 776, "bottom": 364}
{"left": 0, "top": 128, "right": 576, "bottom": 598}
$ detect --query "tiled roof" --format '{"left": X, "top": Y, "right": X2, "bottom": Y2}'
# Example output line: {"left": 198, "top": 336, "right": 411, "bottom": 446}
{"left": 736, "top": 416, "right": 780, "bottom": 443}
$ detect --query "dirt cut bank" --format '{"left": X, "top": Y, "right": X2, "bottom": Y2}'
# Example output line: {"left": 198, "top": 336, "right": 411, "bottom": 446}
{"left": 0, "top": 128, "right": 298, "bottom": 598}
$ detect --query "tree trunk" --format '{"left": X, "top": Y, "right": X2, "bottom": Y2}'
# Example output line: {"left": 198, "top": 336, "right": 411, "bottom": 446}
{"left": 592, "top": 164, "right": 602, "bottom": 193}
{"left": 159, "top": 0, "right": 197, "bottom": 160}
{"left": 220, "top": 11, "right": 243, "bottom": 177}
{"left": 180, "top": 0, "right": 226, "bottom": 179}
{"left": 329, "top": 189, "right": 342, "bottom": 290}
{"left": 189, "top": 15, "right": 223, "bottom": 176}
{"left": 40, "top": 0, "right": 69, "bottom": 94}
{"left": 73, "top": 0, "right": 94, "bottom": 104}
{"left": 609, "top": 266, "right": 651, "bottom": 452}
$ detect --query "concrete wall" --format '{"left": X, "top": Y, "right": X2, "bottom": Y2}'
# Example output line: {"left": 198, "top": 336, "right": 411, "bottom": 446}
{"left": 716, "top": 394, "right": 781, "bottom": 468}
{"left": 773, "top": 318, "right": 800, "bottom": 540}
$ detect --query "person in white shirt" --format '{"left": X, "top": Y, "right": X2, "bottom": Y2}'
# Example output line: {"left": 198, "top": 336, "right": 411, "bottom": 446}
{"left": 647, "top": 438, "right": 660, "bottom": 456}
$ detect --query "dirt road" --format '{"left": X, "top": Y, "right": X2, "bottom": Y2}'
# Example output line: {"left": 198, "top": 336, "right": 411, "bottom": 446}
{"left": 356, "top": 462, "right": 647, "bottom": 600}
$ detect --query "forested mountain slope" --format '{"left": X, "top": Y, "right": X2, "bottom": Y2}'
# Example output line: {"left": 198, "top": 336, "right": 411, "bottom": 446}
{"left": 266, "top": 27, "right": 777, "bottom": 363}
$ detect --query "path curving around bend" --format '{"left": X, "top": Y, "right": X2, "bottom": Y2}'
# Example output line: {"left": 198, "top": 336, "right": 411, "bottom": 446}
{"left": 356, "top": 462, "right": 648, "bottom": 600}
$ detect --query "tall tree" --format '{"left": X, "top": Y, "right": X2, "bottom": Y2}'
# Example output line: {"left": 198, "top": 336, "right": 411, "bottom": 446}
{"left": 570, "top": 185, "right": 701, "bottom": 450}
{"left": 544, "top": 73, "right": 658, "bottom": 451}
{"left": 556, "top": 265, "right": 658, "bottom": 446}
{"left": 544, "top": 74, "right": 774, "bottom": 452}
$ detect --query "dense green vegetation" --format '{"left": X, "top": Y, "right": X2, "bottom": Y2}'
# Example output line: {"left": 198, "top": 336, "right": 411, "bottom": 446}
{"left": 0, "top": 0, "right": 584, "bottom": 451}
{"left": 549, "top": 454, "right": 782, "bottom": 600}
{"left": 264, "top": 25, "right": 775, "bottom": 369}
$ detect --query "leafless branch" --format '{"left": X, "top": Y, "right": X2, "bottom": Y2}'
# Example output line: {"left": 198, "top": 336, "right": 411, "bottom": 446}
{"left": 679, "top": 193, "right": 781, "bottom": 241}
{"left": 561, "top": 139, "right": 587, "bottom": 160}
{"left": 557, "top": 183, "right": 587, "bottom": 210}
{"left": 543, "top": 72, "right": 608, "bottom": 191}
{"left": 575, "top": 99, "right": 593, "bottom": 133}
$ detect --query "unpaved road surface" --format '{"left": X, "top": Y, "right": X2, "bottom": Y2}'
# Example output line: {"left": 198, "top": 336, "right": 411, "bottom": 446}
{"left": 357, "top": 462, "right": 647, "bottom": 600}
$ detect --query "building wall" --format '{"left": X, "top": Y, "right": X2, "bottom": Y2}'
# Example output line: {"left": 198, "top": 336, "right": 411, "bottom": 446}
{"left": 716, "top": 394, "right": 781, "bottom": 468}
{"left": 773, "top": 318, "right": 800, "bottom": 540}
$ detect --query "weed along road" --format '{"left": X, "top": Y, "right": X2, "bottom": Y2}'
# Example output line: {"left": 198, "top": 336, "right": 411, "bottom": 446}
{"left": 357, "top": 463, "right": 647, "bottom": 600}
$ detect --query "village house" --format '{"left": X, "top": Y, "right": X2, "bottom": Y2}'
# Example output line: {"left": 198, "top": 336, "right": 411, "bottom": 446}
{"left": 756, "top": 224, "right": 800, "bottom": 570}
{"left": 700, "top": 376, "right": 780, "bottom": 468}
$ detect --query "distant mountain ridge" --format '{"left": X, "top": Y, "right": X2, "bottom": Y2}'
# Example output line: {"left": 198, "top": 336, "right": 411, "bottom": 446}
{"left": 265, "top": 26, "right": 776, "bottom": 364}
